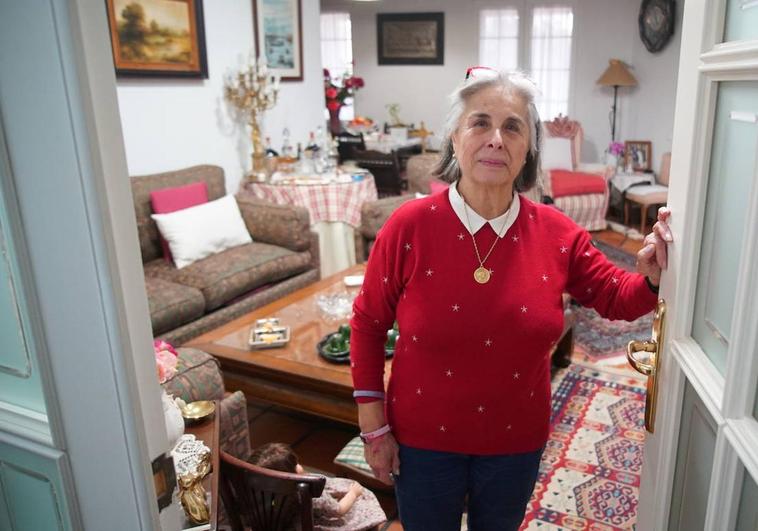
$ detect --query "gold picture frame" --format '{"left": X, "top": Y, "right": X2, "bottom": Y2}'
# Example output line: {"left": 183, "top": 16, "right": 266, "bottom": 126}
{"left": 106, "top": 0, "right": 208, "bottom": 78}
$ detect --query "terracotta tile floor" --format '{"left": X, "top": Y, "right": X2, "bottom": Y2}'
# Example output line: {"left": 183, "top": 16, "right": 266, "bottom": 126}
{"left": 243, "top": 228, "right": 640, "bottom": 530}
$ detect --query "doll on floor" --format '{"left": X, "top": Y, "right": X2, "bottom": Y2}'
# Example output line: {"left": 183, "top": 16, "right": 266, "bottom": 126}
{"left": 249, "top": 442, "right": 387, "bottom": 531}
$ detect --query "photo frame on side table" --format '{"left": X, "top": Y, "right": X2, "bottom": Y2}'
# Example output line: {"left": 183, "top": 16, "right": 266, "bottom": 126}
{"left": 106, "top": 0, "right": 208, "bottom": 78}
{"left": 624, "top": 140, "right": 653, "bottom": 172}
{"left": 377, "top": 12, "right": 445, "bottom": 65}
{"left": 253, "top": 0, "right": 303, "bottom": 81}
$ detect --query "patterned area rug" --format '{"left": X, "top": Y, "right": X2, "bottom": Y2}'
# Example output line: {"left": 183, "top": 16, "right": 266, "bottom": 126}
{"left": 520, "top": 241, "right": 651, "bottom": 530}
{"left": 572, "top": 241, "right": 653, "bottom": 368}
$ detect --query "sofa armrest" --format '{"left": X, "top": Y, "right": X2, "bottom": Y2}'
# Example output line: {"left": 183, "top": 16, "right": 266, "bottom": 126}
{"left": 235, "top": 195, "right": 311, "bottom": 252}
{"left": 162, "top": 347, "right": 225, "bottom": 402}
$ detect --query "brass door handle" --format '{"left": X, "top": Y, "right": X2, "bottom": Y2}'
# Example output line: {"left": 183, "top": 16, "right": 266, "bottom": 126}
{"left": 626, "top": 300, "right": 666, "bottom": 433}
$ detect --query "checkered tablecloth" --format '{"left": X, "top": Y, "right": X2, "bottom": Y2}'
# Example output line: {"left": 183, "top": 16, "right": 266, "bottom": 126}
{"left": 241, "top": 176, "right": 378, "bottom": 227}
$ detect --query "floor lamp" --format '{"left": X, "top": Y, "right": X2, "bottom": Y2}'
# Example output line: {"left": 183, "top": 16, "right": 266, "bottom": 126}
{"left": 596, "top": 59, "right": 637, "bottom": 142}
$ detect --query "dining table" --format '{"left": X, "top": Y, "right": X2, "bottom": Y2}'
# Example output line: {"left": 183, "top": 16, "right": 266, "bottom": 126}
{"left": 239, "top": 168, "right": 378, "bottom": 277}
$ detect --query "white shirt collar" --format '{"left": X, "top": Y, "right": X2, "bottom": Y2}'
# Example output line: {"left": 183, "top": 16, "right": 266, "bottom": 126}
{"left": 448, "top": 181, "right": 520, "bottom": 238}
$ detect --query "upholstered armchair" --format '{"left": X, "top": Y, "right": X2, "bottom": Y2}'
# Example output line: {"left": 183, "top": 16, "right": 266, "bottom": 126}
{"left": 162, "top": 347, "right": 251, "bottom": 459}
{"left": 541, "top": 116, "right": 614, "bottom": 231}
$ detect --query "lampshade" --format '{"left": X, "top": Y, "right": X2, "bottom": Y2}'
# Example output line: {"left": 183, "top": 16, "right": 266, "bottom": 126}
{"left": 596, "top": 59, "right": 637, "bottom": 87}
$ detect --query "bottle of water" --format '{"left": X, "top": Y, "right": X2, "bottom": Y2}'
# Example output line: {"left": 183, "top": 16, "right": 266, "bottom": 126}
{"left": 281, "top": 127, "right": 293, "bottom": 159}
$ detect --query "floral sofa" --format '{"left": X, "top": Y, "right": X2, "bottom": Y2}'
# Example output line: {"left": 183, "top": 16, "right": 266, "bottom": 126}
{"left": 132, "top": 165, "right": 320, "bottom": 345}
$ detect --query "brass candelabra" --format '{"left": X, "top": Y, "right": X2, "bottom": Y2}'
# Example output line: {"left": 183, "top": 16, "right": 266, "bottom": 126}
{"left": 224, "top": 57, "right": 279, "bottom": 180}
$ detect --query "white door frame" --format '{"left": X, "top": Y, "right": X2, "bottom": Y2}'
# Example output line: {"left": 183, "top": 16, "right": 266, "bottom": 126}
{"left": 636, "top": 0, "right": 758, "bottom": 529}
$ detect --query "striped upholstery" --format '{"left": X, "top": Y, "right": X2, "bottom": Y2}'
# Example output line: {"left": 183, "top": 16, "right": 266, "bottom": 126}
{"left": 554, "top": 192, "right": 609, "bottom": 231}
{"left": 541, "top": 116, "right": 611, "bottom": 232}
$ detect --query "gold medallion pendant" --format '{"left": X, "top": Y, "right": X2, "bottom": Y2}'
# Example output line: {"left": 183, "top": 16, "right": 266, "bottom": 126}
{"left": 474, "top": 266, "right": 491, "bottom": 284}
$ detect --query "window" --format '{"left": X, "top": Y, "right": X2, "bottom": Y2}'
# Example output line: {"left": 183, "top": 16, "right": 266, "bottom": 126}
{"left": 320, "top": 12, "right": 354, "bottom": 119}
{"left": 478, "top": 6, "right": 574, "bottom": 121}
{"left": 531, "top": 7, "right": 573, "bottom": 120}
{"left": 479, "top": 9, "right": 519, "bottom": 72}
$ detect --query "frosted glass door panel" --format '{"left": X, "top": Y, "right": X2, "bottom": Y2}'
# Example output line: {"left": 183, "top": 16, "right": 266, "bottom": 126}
{"left": 0, "top": 186, "right": 46, "bottom": 413}
{"left": 691, "top": 82, "right": 758, "bottom": 375}
{"left": 736, "top": 468, "right": 758, "bottom": 531}
{"left": 723, "top": 0, "right": 758, "bottom": 43}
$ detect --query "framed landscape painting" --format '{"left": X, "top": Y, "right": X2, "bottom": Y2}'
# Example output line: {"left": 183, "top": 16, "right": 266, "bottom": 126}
{"left": 253, "top": 0, "right": 303, "bottom": 81}
{"left": 377, "top": 12, "right": 445, "bottom": 65}
{"left": 106, "top": 0, "right": 208, "bottom": 78}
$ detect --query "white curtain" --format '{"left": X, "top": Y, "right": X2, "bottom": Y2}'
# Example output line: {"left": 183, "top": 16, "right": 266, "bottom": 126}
{"left": 320, "top": 12, "right": 355, "bottom": 120}
{"left": 479, "top": 9, "right": 519, "bottom": 72}
{"left": 531, "top": 7, "right": 574, "bottom": 121}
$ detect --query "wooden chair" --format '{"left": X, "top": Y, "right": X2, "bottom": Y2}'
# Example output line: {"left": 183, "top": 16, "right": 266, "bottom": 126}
{"left": 354, "top": 149, "right": 405, "bottom": 197}
{"left": 219, "top": 450, "right": 326, "bottom": 531}
{"left": 624, "top": 152, "right": 670, "bottom": 234}
{"left": 335, "top": 132, "right": 365, "bottom": 164}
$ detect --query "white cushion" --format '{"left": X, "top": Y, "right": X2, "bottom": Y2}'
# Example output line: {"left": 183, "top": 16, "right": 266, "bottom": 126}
{"left": 541, "top": 137, "right": 573, "bottom": 170}
{"left": 151, "top": 194, "right": 252, "bottom": 269}
{"left": 626, "top": 184, "right": 668, "bottom": 196}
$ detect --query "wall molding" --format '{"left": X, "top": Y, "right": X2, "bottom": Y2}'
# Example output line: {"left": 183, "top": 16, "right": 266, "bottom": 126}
{"left": 0, "top": 401, "right": 50, "bottom": 446}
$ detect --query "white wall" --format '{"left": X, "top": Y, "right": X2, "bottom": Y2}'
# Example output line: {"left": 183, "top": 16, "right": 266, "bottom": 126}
{"left": 116, "top": 0, "right": 325, "bottom": 193}
{"left": 322, "top": 0, "right": 683, "bottom": 174}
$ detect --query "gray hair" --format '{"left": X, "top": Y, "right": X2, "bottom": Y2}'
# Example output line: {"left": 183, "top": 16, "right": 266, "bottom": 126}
{"left": 433, "top": 70, "right": 542, "bottom": 192}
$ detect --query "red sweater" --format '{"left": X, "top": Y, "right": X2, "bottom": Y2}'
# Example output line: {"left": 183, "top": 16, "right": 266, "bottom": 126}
{"left": 350, "top": 191, "right": 656, "bottom": 455}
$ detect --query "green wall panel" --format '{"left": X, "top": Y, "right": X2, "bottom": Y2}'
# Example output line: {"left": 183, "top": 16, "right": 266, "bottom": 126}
{"left": 0, "top": 439, "right": 72, "bottom": 530}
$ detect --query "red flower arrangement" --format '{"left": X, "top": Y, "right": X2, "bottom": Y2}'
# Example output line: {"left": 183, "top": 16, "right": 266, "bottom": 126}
{"left": 323, "top": 68, "right": 365, "bottom": 111}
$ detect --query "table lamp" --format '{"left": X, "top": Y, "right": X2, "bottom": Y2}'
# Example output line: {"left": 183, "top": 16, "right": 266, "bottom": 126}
{"left": 596, "top": 59, "right": 637, "bottom": 142}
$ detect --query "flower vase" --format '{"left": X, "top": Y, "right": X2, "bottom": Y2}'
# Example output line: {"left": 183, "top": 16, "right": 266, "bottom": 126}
{"left": 161, "top": 390, "right": 185, "bottom": 448}
{"left": 328, "top": 107, "right": 342, "bottom": 135}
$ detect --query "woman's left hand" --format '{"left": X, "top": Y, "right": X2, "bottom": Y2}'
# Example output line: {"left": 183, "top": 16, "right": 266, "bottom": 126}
{"left": 636, "top": 206, "right": 673, "bottom": 286}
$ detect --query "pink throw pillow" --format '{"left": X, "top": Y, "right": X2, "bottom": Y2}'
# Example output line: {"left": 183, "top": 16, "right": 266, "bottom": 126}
{"left": 429, "top": 179, "right": 450, "bottom": 195}
{"left": 150, "top": 181, "right": 209, "bottom": 262}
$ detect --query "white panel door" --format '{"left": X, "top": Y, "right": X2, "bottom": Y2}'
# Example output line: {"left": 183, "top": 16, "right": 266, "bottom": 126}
{"left": 634, "top": 1, "right": 758, "bottom": 529}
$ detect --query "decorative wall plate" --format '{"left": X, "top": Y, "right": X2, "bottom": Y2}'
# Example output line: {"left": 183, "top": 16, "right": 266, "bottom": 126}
{"left": 639, "top": 0, "right": 676, "bottom": 53}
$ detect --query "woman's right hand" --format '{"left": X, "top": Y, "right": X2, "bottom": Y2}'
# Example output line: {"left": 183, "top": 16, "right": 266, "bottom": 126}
{"left": 364, "top": 432, "right": 400, "bottom": 485}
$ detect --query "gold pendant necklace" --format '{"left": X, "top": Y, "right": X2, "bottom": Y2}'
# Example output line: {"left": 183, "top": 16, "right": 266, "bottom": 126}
{"left": 463, "top": 201, "right": 509, "bottom": 284}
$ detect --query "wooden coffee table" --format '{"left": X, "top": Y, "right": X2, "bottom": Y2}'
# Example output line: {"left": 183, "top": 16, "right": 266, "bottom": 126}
{"left": 186, "top": 264, "right": 389, "bottom": 426}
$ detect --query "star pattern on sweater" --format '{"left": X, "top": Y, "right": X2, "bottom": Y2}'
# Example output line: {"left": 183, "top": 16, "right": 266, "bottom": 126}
{"left": 412, "top": 335, "right": 419, "bottom": 342}
{"left": 560, "top": 245, "right": 568, "bottom": 254}
{"left": 485, "top": 338, "right": 493, "bottom": 347}
{"left": 506, "top": 424, "right": 512, "bottom": 430}
{"left": 512, "top": 235, "right": 519, "bottom": 242}
{"left": 529, "top": 390, "right": 534, "bottom": 398}
{"left": 477, "top": 405, "right": 485, "bottom": 413}
{"left": 446, "top": 369, "right": 453, "bottom": 377}
{"left": 612, "top": 277, "right": 619, "bottom": 284}
{"left": 542, "top": 274, "right": 549, "bottom": 282}
{"left": 426, "top": 269, "right": 434, "bottom": 277}
{"left": 513, "top": 371, "right": 520, "bottom": 379}
{"left": 452, "top": 304, "right": 460, "bottom": 312}
{"left": 584, "top": 251, "right": 591, "bottom": 257}
{"left": 488, "top": 268, "right": 495, "bottom": 275}
{"left": 529, "top": 213, "right": 535, "bottom": 220}
{"left": 430, "top": 205, "right": 438, "bottom": 212}
{"left": 439, "top": 425, "right": 446, "bottom": 432}
{"left": 521, "top": 305, "right": 528, "bottom": 313}
{"left": 382, "top": 276, "right": 388, "bottom": 284}
{"left": 416, "top": 387, "right": 422, "bottom": 395}
{"left": 586, "top": 287, "right": 593, "bottom": 294}
{"left": 405, "top": 243, "right": 412, "bottom": 251}
{"left": 458, "top": 233, "right": 465, "bottom": 240}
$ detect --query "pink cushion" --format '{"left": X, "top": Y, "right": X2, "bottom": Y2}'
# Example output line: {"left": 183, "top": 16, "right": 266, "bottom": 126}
{"left": 429, "top": 179, "right": 450, "bottom": 194}
{"left": 549, "top": 170, "right": 606, "bottom": 198}
{"left": 150, "top": 182, "right": 209, "bottom": 261}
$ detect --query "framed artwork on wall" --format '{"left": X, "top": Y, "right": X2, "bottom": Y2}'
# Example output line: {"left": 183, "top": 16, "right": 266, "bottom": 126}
{"left": 625, "top": 140, "right": 653, "bottom": 172}
{"left": 377, "top": 12, "right": 445, "bottom": 65}
{"left": 106, "top": 0, "right": 208, "bottom": 78}
{"left": 253, "top": 0, "right": 303, "bottom": 81}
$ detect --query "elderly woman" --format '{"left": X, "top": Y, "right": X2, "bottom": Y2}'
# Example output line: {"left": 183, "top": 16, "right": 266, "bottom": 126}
{"left": 349, "top": 68, "right": 672, "bottom": 530}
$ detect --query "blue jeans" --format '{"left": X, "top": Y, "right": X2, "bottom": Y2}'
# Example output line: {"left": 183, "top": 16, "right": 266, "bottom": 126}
{"left": 394, "top": 444, "right": 543, "bottom": 531}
